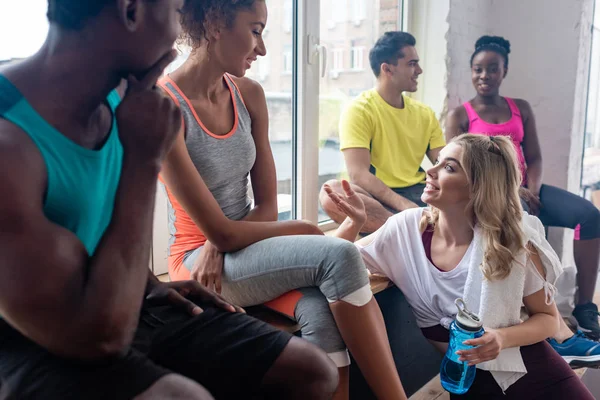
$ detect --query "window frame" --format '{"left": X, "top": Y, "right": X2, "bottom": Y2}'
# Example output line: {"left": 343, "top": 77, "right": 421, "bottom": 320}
{"left": 294, "top": 0, "right": 406, "bottom": 227}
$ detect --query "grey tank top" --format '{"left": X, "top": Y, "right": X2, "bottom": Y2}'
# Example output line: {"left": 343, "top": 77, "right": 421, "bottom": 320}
{"left": 162, "top": 75, "right": 256, "bottom": 221}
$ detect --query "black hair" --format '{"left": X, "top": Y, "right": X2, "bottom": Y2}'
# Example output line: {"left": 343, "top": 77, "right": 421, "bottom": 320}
{"left": 178, "top": 0, "right": 261, "bottom": 49}
{"left": 47, "top": 0, "right": 113, "bottom": 30}
{"left": 368, "top": 31, "right": 416, "bottom": 77}
{"left": 470, "top": 35, "right": 511, "bottom": 68}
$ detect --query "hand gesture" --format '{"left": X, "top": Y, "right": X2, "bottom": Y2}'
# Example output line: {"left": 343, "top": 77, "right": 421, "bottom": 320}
{"left": 116, "top": 50, "right": 182, "bottom": 163}
{"left": 191, "top": 241, "right": 225, "bottom": 294}
{"left": 323, "top": 180, "right": 367, "bottom": 227}
{"left": 146, "top": 280, "right": 244, "bottom": 317}
{"left": 457, "top": 329, "right": 504, "bottom": 366}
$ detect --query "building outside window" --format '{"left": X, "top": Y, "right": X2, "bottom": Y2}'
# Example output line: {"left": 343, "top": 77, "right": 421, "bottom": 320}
{"left": 350, "top": 44, "right": 365, "bottom": 71}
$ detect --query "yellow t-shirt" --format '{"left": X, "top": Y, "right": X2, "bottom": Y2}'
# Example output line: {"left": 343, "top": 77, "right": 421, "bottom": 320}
{"left": 339, "top": 89, "right": 445, "bottom": 188}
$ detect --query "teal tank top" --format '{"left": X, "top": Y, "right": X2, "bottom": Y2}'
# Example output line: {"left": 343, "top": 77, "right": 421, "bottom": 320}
{"left": 0, "top": 75, "right": 123, "bottom": 255}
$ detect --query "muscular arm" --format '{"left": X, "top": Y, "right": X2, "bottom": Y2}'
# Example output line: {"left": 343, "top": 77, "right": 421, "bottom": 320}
{"left": 344, "top": 148, "right": 419, "bottom": 212}
{"left": 444, "top": 106, "right": 469, "bottom": 142}
{"left": 0, "top": 122, "right": 159, "bottom": 360}
{"left": 516, "top": 99, "right": 543, "bottom": 196}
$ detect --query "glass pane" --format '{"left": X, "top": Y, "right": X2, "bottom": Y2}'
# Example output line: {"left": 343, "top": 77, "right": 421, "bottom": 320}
{"left": 317, "top": 0, "right": 402, "bottom": 222}
{"left": 246, "top": 0, "right": 295, "bottom": 221}
{"left": 0, "top": 0, "right": 48, "bottom": 61}
{"left": 582, "top": 5, "right": 600, "bottom": 208}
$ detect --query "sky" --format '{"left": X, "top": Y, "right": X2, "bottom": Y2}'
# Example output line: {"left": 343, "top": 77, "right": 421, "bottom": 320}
{"left": 0, "top": 0, "right": 49, "bottom": 60}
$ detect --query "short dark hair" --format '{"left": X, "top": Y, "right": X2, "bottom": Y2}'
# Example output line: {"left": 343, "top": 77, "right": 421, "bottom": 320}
{"left": 178, "top": 0, "right": 261, "bottom": 49}
{"left": 47, "top": 0, "right": 114, "bottom": 30}
{"left": 470, "top": 35, "right": 511, "bottom": 68}
{"left": 368, "top": 31, "right": 416, "bottom": 77}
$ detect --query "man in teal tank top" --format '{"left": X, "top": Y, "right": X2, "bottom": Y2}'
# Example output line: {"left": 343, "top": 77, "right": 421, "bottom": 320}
{"left": 0, "top": 1, "right": 336, "bottom": 399}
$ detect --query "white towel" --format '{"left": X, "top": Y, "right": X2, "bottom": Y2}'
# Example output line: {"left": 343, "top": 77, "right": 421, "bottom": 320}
{"left": 462, "top": 213, "right": 563, "bottom": 391}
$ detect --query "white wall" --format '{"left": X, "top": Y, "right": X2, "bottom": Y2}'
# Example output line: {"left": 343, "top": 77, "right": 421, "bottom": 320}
{"left": 444, "top": 0, "right": 594, "bottom": 260}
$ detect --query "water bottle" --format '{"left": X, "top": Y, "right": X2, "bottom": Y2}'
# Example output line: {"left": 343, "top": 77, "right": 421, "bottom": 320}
{"left": 440, "top": 298, "right": 485, "bottom": 395}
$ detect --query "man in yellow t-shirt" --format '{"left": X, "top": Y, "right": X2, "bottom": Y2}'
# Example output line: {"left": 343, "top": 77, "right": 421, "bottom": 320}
{"left": 320, "top": 32, "right": 445, "bottom": 233}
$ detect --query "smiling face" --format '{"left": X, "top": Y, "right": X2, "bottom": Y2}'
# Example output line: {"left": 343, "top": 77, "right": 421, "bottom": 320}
{"left": 471, "top": 50, "right": 507, "bottom": 97}
{"left": 421, "top": 143, "right": 471, "bottom": 210}
{"left": 210, "top": 1, "right": 268, "bottom": 77}
{"left": 382, "top": 45, "right": 423, "bottom": 93}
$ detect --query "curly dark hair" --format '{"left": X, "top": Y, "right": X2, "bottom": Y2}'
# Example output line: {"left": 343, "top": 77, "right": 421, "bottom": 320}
{"left": 178, "top": 0, "right": 262, "bottom": 48}
{"left": 470, "top": 35, "right": 511, "bottom": 68}
{"left": 47, "top": 0, "right": 113, "bottom": 30}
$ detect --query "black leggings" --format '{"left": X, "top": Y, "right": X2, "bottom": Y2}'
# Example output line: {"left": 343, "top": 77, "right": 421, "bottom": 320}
{"left": 422, "top": 326, "right": 594, "bottom": 399}
{"left": 531, "top": 184, "right": 600, "bottom": 240}
{"left": 450, "top": 341, "right": 594, "bottom": 399}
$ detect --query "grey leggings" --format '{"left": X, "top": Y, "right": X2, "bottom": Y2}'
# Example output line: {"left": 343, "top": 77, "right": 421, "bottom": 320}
{"left": 183, "top": 235, "right": 371, "bottom": 366}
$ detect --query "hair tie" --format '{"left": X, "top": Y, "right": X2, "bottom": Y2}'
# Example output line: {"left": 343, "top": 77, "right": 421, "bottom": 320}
{"left": 488, "top": 136, "right": 501, "bottom": 155}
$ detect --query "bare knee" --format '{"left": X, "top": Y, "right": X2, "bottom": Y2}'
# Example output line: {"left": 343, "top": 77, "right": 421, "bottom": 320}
{"left": 135, "top": 374, "right": 214, "bottom": 400}
{"left": 319, "top": 180, "right": 345, "bottom": 222}
{"left": 322, "top": 179, "right": 343, "bottom": 193}
{"left": 262, "top": 337, "right": 338, "bottom": 400}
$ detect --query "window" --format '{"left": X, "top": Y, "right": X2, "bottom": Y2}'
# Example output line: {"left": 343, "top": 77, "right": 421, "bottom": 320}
{"left": 283, "top": 46, "right": 293, "bottom": 74}
{"left": 582, "top": 5, "right": 600, "bottom": 208}
{"left": 328, "top": 0, "right": 364, "bottom": 27}
{"left": 2, "top": 0, "right": 406, "bottom": 226}
{"left": 255, "top": 53, "right": 271, "bottom": 82}
{"left": 284, "top": 0, "right": 293, "bottom": 33}
{"left": 246, "top": 3, "right": 294, "bottom": 220}
{"left": 330, "top": 0, "right": 348, "bottom": 25}
{"left": 331, "top": 48, "right": 344, "bottom": 72}
{"left": 350, "top": 0, "right": 367, "bottom": 24}
{"left": 350, "top": 45, "right": 365, "bottom": 70}
{"left": 317, "top": 1, "right": 403, "bottom": 223}
{"left": 0, "top": 0, "right": 48, "bottom": 61}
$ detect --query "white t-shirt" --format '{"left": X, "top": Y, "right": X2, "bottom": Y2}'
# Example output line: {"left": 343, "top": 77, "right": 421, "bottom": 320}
{"left": 356, "top": 208, "right": 544, "bottom": 328}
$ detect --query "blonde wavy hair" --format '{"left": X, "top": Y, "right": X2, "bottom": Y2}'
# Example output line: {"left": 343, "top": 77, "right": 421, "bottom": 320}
{"left": 421, "top": 134, "right": 526, "bottom": 281}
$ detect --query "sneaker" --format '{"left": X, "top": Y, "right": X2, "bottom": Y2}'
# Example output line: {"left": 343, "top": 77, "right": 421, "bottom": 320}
{"left": 548, "top": 331, "right": 600, "bottom": 368}
{"left": 573, "top": 302, "right": 600, "bottom": 340}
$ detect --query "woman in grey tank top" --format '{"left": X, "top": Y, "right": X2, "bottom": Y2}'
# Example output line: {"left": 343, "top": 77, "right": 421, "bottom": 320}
{"left": 160, "top": 2, "right": 406, "bottom": 399}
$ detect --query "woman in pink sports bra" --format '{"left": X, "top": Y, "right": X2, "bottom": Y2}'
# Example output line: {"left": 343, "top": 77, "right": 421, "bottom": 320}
{"left": 446, "top": 35, "right": 600, "bottom": 341}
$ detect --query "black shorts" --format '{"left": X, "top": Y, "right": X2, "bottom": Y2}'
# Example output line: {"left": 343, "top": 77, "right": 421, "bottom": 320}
{"left": 379, "top": 184, "right": 426, "bottom": 213}
{"left": 392, "top": 184, "right": 427, "bottom": 207}
{"left": 0, "top": 305, "right": 292, "bottom": 400}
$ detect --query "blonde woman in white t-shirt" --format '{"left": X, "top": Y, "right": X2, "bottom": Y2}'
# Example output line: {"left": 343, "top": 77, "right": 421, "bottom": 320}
{"left": 324, "top": 134, "right": 593, "bottom": 399}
